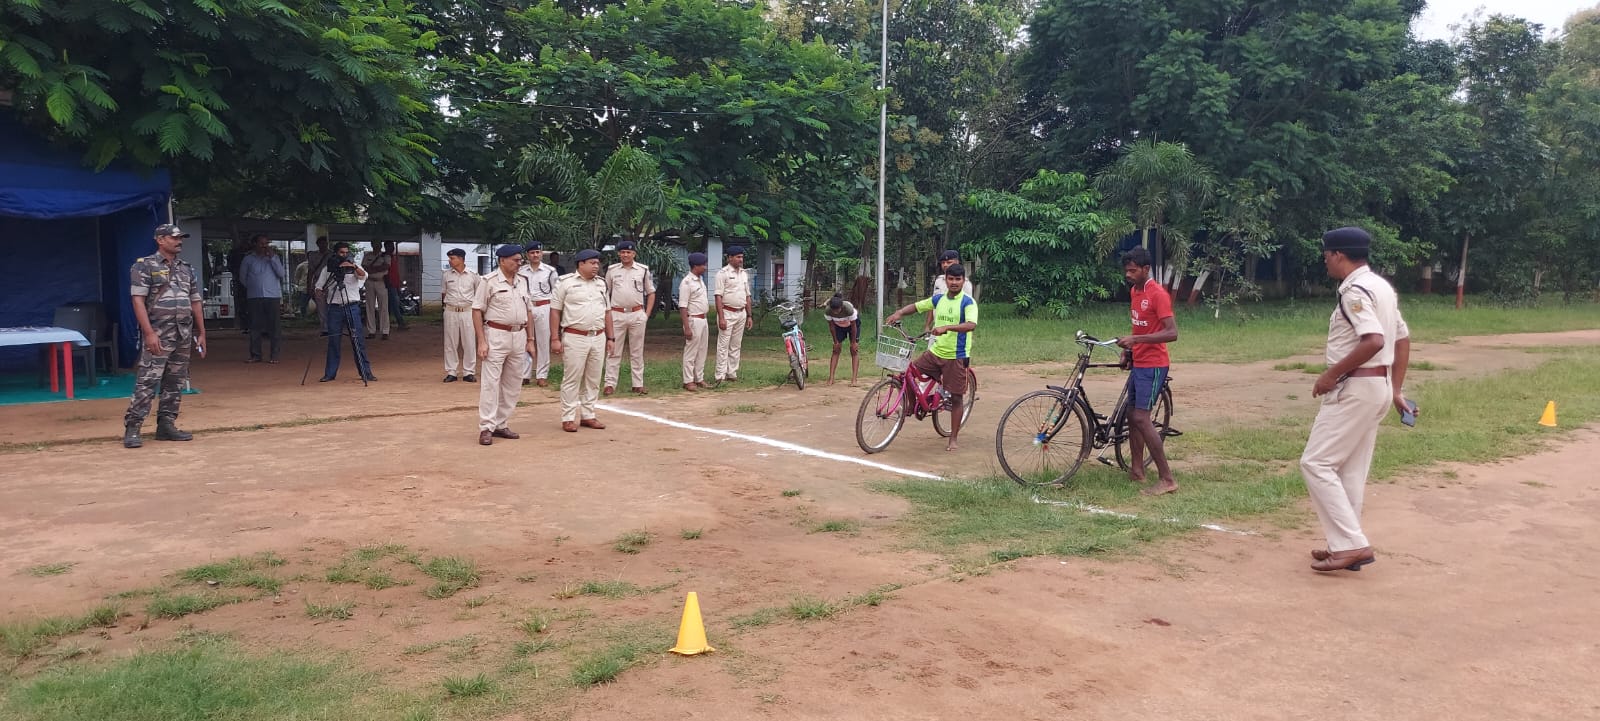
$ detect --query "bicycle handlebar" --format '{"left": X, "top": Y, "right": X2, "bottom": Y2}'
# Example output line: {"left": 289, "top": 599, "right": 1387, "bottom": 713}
{"left": 884, "top": 322, "right": 933, "bottom": 343}
{"left": 1073, "top": 329, "right": 1121, "bottom": 347}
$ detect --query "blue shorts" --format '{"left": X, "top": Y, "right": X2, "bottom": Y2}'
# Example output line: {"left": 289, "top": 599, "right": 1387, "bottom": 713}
{"left": 1130, "top": 366, "right": 1168, "bottom": 411}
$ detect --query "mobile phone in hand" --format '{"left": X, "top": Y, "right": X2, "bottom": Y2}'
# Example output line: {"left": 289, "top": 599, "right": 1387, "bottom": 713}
{"left": 1400, "top": 399, "right": 1418, "bottom": 427}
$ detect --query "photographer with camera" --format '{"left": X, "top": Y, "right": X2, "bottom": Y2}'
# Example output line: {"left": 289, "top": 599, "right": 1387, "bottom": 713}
{"left": 314, "top": 242, "right": 377, "bottom": 382}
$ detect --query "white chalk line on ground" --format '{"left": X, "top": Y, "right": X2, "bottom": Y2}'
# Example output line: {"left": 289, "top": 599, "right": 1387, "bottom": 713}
{"left": 599, "top": 403, "right": 1254, "bottom": 536}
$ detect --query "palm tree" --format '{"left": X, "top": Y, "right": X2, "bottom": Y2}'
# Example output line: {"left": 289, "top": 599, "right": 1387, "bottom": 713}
{"left": 512, "top": 143, "right": 670, "bottom": 248}
{"left": 1093, "top": 140, "right": 1218, "bottom": 279}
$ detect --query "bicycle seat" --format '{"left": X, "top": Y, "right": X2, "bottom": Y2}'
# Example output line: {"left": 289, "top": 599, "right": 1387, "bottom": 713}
{"left": 780, "top": 319, "right": 797, "bottom": 330}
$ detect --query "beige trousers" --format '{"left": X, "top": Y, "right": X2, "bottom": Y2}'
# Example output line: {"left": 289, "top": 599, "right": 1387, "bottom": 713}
{"left": 364, "top": 279, "right": 390, "bottom": 335}
{"left": 522, "top": 304, "right": 551, "bottom": 380}
{"left": 605, "top": 310, "right": 647, "bottom": 388}
{"left": 1299, "top": 377, "right": 1390, "bottom": 552}
{"left": 682, "top": 317, "right": 708, "bottom": 384}
{"left": 478, "top": 327, "right": 526, "bottom": 431}
{"left": 443, "top": 309, "right": 476, "bottom": 375}
{"left": 560, "top": 331, "right": 605, "bottom": 422}
{"left": 715, "top": 308, "right": 747, "bottom": 381}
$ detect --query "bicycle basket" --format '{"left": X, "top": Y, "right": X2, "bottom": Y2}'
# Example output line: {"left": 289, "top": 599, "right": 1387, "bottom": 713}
{"left": 875, "top": 332, "right": 915, "bottom": 372}
{"left": 775, "top": 303, "right": 803, "bottom": 327}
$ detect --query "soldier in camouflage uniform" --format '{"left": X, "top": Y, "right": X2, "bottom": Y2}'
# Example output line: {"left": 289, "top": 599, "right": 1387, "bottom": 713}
{"left": 123, "top": 223, "right": 208, "bottom": 448}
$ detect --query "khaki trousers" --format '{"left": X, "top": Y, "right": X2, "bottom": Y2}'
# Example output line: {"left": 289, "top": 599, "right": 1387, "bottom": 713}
{"left": 443, "top": 309, "right": 476, "bottom": 374}
{"left": 682, "top": 317, "right": 708, "bottom": 384}
{"left": 364, "top": 279, "right": 390, "bottom": 335}
{"left": 522, "top": 304, "right": 552, "bottom": 380}
{"left": 605, "top": 310, "right": 647, "bottom": 388}
{"left": 478, "top": 326, "right": 525, "bottom": 431}
{"left": 560, "top": 331, "right": 605, "bottom": 422}
{"left": 1299, "top": 377, "right": 1390, "bottom": 552}
{"left": 715, "top": 308, "right": 747, "bottom": 381}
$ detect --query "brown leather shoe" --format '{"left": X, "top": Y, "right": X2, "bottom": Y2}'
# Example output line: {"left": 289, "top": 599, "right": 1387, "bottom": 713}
{"left": 1311, "top": 548, "right": 1332, "bottom": 561}
{"left": 536, "top": 379, "right": 549, "bottom": 387}
{"left": 579, "top": 418, "right": 606, "bottom": 430}
{"left": 479, "top": 430, "right": 493, "bottom": 446}
{"left": 631, "top": 386, "right": 648, "bottom": 395}
{"left": 696, "top": 382, "right": 710, "bottom": 390}
{"left": 683, "top": 383, "right": 698, "bottom": 392}
{"left": 1310, "top": 547, "right": 1376, "bottom": 572}
{"left": 492, "top": 427, "right": 520, "bottom": 439}
{"left": 561, "top": 421, "right": 578, "bottom": 433}
{"left": 603, "top": 386, "right": 615, "bottom": 396}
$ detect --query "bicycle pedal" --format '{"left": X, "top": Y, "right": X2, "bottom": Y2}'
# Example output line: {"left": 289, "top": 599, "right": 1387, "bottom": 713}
{"left": 1095, "top": 455, "right": 1114, "bottom": 467}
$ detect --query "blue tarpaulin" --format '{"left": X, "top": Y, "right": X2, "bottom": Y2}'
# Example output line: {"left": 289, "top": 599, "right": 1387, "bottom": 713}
{"left": 0, "top": 113, "right": 171, "bottom": 368}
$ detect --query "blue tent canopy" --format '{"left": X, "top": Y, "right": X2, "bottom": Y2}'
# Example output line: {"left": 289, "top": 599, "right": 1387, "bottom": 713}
{"left": 0, "top": 113, "right": 172, "bottom": 367}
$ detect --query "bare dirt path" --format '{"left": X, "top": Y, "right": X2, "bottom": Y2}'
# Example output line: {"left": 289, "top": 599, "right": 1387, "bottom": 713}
{"left": 2, "top": 327, "right": 1597, "bottom": 720}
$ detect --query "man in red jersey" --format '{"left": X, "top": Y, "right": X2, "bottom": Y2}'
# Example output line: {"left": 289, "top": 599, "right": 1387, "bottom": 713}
{"left": 1115, "top": 247, "right": 1179, "bottom": 495}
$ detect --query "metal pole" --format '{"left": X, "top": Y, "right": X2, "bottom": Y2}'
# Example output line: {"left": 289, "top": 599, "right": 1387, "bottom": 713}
{"left": 876, "top": 0, "right": 889, "bottom": 329}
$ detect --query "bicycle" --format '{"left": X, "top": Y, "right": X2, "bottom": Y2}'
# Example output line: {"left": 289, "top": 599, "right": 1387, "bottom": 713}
{"left": 775, "top": 301, "right": 810, "bottom": 390}
{"left": 994, "top": 330, "right": 1180, "bottom": 487}
{"left": 855, "top": 324, "right": 979, "bottom": 454}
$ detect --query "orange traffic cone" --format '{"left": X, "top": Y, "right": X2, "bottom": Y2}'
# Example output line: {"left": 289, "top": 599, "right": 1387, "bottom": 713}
{"left": 669, "top": 592, "right": 715, "bottom": 656}
{"left": 1538, "top": 401, "right": 1558, "bottom": 427}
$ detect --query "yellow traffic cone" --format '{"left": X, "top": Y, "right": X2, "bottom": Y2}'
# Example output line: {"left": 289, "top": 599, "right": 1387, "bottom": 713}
{"left": 1538, "top": 401, "right": 1558, "bottom": 427}
{"left": 669, "top": 592, "right": 715, "bottom": 656}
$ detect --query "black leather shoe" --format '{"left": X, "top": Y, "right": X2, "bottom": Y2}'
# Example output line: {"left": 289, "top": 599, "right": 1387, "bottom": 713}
{"left": 319, "top": 376, "right": 336, "bottom": 382}
{"left": 444, "top": 375, "right": 458, "bottom": 383}
{"left": 463, "top": 374, "right": 476, "bottom": 383}
{"left": 362, "top": 374, "right": 378, "bottom": 381}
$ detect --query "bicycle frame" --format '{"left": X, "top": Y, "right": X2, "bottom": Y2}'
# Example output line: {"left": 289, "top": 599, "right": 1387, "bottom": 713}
{"left": 875, "top": 366, "right": 946, "bottom": 420}
{"left": 1047, "top": 334, "right": 1146, "bottom": 450}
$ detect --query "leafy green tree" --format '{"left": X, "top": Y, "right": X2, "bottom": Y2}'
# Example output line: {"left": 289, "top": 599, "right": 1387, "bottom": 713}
{"left": 513, "top": 143, "right": 669, "bottom": 249}
{"left": 0, "top": 0, "right": 442, "bottom": 220}
{"left": 1092, "top": 140, "right": 1217, "bottom": 274}
{"left": 1524, "top": 8, "right": 1600, "bottom": 301}
{"left": 963, "top": 170, "right": 1112, "bottom": 317}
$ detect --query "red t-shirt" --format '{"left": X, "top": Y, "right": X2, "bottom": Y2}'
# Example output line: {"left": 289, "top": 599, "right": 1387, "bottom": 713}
{"left": 1129, "top": 279, "right": 1173, "bottom": 368}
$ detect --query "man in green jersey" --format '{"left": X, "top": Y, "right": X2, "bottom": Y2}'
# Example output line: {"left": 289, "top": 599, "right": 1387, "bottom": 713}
{"left": 884, "top": 263, "right": 977, "bottom": 451}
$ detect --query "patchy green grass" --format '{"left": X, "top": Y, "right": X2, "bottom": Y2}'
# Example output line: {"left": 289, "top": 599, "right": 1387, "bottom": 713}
{"left": 729, "top": 607, "right": 782, "bottom": 630}
{"left": 567, "top": 580, "right": 641, "bottom": 600}
{"left": 304, "top": 600, "right": 356, "bottom": 621}
{"left": 848, "top": 584, "right": 903, "bottom": 608}
{"left": 517, "top": 611, "right": 552, "bottom": 636}
{"left": 809, "top": 519, "right": 860, "bottom": 534}
{"left": 569, "top": 633, "right": 656, "bottom": 686}
{"left": 1, "top": 605, "right": 125, "bottom": 660}
{"left": 715, "top": 403, "right": 770, "bottom": 416}
{"left": 679, "top": 528, "right": 703, "bottom": 540}
{"left": 418, "top": 557, "right": 480, "bottom": 599}
{"left": 781, "top": 489, "right": 803, "bottom": 497}
{"left": 146, "top": 593, "right": 242, "bottom": 620}
{"left": 176, "top": 553, "right": 286, "bottom": 594}
{"left": 22, "top": 562, "right": 76, "bottom": 578}
{"left": 512, "top": 639, "right": 557, "bottom": 657}
{"left": 785, "top": 596, "right": 840, "bottom": 621}
{"left": 611, "top": 530, "right": 652, "bottom": 554}
{"left": 441, "top": 673, "right": 495, "bottom": 698}
{"left": 0, "top": 637, "right": 412, "bottom": 721}
{"left": 1272, "top": 361, "right": 1324, "bottom": 374}
{"left": 402, "top": 635, "right": 479, "bottom": 657}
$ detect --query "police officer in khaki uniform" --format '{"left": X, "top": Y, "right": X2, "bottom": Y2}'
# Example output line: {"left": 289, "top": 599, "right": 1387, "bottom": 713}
{"left": 714, "top": 245, "right": 754, "bottom": 383}
{"left": 473, "top": 245, "right": 537, "bottom": 446}
{"left": 603, "top": 240, "right": 655, "bottom": 395}
{"left": 679, "top": 252, "right": 710, "bottom": 391}
{"left": 518, "top": 241, "right": 560, "bottom": 387}
{"left": 123, "top": 223, "right": 208, "bottom": 448}
{"left": 1301, "top": 227, "right": 1414, "bottom": 572}
{"left": 551, "top": 248, "right": 614, "bottom": 432}
{"left": 441, "top": 248, "right": 479, "bottom": 382}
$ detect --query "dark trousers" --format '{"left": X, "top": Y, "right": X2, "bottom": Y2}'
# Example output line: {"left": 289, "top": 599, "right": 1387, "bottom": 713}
{"left": 246, "top": 297, "right": 282, "bottom": 361}
{"left": 325, "top": 303, "right": 372, "bottom": 379}
{"left": 387, "top": 285, "right": 408, "bottom": 328}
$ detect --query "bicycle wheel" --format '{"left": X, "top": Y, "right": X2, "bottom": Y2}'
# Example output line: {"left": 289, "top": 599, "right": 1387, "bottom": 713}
{"left": 787, "top": 339, "right": 806, "bottom": 391}
{"left": 799, "top": 333, "right": 810, "bottom": 378}
{"left": 1114, "top": 384, "right": 1173, "bottom": 471}
{"left": 856, "top": 377, "right": 907, "bottom": 454}
{"left": 995, "top": 389, "right": 1090, "bottom": 487}
{"left": 932, "top": 369, "right": 978, "bottom": 438}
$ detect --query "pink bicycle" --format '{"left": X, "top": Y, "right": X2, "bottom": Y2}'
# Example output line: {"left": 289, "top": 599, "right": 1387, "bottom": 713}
{"left": 855, "top": 324, "right": 978, "bottom": 454}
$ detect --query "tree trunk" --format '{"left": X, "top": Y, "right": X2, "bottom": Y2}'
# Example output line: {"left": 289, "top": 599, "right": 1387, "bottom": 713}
{"left": 1455, "top": 233, "right": 1470, "bottom": 310}
{"left": 1420, "top": 263, "right": 1434, "bottom": 295}
{"left": 1187, "top": 269, "right": 1209, "bottom": 307}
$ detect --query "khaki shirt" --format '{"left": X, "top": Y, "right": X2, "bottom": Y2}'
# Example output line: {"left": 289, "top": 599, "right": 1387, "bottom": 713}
{"left": 1326, "top": 265, "right": 1410, "bottom": 369}
{"left": 130, "top": 253, "right": 201, "bottom": 317}
{"left": 442, "top": 267, "right": 480, "bottom": 308}
{"left": 362, "top": 251, "right": 391, "bottom": 279}
{"left": 714, "top": 265, "right": 750, "bottom": 310}
{"left": 679, "top": 272, "right": 709, "bottom": 316}
{"left": 606, "top": 262, "right": 653, "bottom": 309}
{"left": 473, "top": 270, "right": 532, "bottom": 327}
{"left": 553, "top": 273, "right": 610, "bottom": 331}
{"left": 521, "top": 263, "right": 559, "bottom": 302}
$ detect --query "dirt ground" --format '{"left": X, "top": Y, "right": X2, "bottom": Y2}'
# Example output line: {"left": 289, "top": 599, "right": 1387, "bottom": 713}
{"left": 2, "top": 326, "right": 1598, "bottom": 720}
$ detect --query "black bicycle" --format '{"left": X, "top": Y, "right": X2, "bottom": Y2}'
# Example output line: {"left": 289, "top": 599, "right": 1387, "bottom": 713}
{"left": 994, "top": 330, "right": 1180, "bottom": 488}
